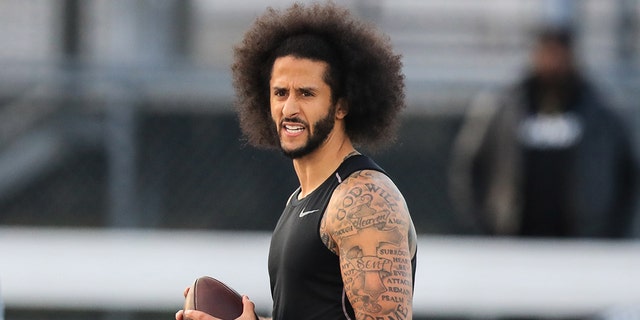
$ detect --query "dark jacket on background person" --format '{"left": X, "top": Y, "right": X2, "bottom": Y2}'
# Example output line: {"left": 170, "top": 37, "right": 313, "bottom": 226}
{"left": 449, "top": 73, "right": 638, "bottom": 238}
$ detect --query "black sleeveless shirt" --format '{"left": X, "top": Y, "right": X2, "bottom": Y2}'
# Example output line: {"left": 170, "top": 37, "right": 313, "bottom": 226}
{"left": 267, "top": 155, "right": 417, "bottom": 319}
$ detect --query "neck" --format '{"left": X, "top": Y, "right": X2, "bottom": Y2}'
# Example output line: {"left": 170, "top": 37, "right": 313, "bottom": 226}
{"left": 292, "top": 131, "right": 356, "bottom": 198}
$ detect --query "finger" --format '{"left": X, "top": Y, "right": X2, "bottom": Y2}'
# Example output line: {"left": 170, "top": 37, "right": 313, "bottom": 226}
{"left": 183, "top": 309, "right": 222, "bottom": 320}
{"left": 175, "top": 310, "right": 183, "bottom": 320}
{"left": 183, "top": 286, "right": 191, "bottom": 298}
{"left": 240, "top": 296, "right": 257, "bottom": 320}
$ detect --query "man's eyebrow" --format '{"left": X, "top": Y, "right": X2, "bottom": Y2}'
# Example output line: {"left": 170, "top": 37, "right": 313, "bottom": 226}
{"left": 297, "top": 86, "right": 319, "bottom": 93}
{"left": 271, "top": 85, "right": 319, "bottom": 92}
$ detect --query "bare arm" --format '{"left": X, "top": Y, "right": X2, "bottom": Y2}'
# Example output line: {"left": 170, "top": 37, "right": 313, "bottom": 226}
{"left": 321, "top": 170, "right": 417, "bottom": 320}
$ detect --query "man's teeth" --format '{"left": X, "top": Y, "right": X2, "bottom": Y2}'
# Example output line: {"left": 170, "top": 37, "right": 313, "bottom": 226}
{"left": 284, "top": 125, "right": 304, "bottom": 132}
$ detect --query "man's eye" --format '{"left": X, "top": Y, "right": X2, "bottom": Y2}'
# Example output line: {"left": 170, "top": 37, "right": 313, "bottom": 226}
{"left": 301, "top": 91, "right": 314, "bottom": 97}
{"left": 274, "top": 90, "right": 286, "bottom": 97}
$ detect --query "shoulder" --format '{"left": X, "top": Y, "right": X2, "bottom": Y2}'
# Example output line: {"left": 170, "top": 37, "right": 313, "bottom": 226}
{"left": 320, "top": 169, "right": 416, "bottom": 255}
{"left": 331, "top": 169, "right": 406, "bottom": 214}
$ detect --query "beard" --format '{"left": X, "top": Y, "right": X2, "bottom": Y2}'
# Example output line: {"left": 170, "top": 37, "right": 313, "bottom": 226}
{"left": 277, "top": 104, "right": 336, "bottom": 159}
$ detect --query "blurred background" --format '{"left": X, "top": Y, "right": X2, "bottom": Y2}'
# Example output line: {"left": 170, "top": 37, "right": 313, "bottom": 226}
{"left": 1, "top": 0, "right": 639, "bottom": 319}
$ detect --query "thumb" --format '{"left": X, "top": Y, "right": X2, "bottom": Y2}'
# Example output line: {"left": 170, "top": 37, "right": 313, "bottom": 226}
{"left": 241, "top": 295, "right": 256, "bottom": 318}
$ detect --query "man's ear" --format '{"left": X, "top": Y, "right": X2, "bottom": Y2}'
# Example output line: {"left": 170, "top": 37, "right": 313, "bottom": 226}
{"left": 335, "top": 99, "right": 348, "bottom": 120}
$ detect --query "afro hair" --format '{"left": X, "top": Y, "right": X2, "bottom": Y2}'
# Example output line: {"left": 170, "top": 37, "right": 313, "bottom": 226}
{"left": 231, "top": 1, "right": 405, "bottom": 149}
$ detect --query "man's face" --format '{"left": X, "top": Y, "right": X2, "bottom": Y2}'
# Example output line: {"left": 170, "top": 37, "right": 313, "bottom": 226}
{"left": 270, "top": 55, "right": 337, "bottom": 159}
{"left": 532, "top": 40, "right": 573, "bottom": 81}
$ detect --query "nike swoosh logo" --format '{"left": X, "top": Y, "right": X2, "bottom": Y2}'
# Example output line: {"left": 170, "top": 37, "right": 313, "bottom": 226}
{"left": 299, "top": 209, "right": 320, "bottom": 218}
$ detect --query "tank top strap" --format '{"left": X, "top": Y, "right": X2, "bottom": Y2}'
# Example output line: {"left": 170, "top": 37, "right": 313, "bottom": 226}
{"left": 334, "top": 155, "right": 387, "bottom": 184}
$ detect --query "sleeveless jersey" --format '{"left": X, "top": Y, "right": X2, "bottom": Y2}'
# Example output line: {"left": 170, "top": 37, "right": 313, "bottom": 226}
{"left": 267, "top": 155, "right": 417, "bottom": 319}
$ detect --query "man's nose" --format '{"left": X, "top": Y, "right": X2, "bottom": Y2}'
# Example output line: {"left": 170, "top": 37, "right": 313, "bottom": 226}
{"left": 282, "top": 95, "right": 299, "bottom": 117}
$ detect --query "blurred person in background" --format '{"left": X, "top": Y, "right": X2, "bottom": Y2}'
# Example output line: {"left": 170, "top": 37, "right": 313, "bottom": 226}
{"left": 449, "top": 26, "right": 639, "bottom": 238}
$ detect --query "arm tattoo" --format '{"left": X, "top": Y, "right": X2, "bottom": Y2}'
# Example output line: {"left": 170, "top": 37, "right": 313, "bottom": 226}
{"left": 321, "top": 171, "right": 415, "bottom": 320}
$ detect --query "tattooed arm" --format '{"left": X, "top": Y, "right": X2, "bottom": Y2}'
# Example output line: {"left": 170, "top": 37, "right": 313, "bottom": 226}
{"left": 320, "top": 170, "right": 418, "bottom": 320}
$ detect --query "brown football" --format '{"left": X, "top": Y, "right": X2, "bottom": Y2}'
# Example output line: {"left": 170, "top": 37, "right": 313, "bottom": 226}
{"left": 183, "top": 276, "right": 243, "bottom": 320}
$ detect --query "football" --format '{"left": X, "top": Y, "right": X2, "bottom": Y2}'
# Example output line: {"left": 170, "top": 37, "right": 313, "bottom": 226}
{"left": 183, "top": 276, "right": 244, "bottom": 320}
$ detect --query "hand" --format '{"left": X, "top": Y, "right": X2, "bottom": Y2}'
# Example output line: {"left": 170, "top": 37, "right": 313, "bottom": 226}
{"left": 175, "top": 295, "right": 258, "bottom": 320}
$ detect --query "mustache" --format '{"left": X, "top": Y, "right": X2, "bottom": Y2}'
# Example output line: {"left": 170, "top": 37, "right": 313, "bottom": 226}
{"left": 280, "top": 117, "right": 309, "bottom": 127}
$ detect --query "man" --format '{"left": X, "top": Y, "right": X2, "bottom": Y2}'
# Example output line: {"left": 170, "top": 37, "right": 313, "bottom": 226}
{"left": 177, "top": 2, "right": 417, "bottom": 320}
{"left": 449, "top": 26, "right": 638, "bottom": 238}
